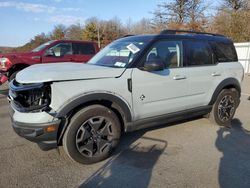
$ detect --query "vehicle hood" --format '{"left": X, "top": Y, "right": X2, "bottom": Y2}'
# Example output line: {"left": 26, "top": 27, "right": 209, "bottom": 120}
{"left": 16, "top": 63, "right": 125, "bottom": 84}
{"left": 0, "top": 52, "right": 39, "bottom": 65}
{"left": 0, "top": 52, "right": 34, "bottom": 58}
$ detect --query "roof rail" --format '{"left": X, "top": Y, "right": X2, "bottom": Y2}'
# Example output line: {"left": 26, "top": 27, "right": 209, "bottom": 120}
{"left": 121, "top": 35, "right": 135, "bottom": 38}
{"left": 160, "top": 30, "right": 225, "bottom": 37}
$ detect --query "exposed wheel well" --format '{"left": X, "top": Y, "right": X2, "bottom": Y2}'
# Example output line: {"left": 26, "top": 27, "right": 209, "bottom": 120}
{"left": 223, "top": 84, "right": 239, "bottom": 92}
{"left": 57, "top": 99, "right": 126, "bottom": 145}
{"left": 209, "top": 78, "right": 241, "bottom": 105}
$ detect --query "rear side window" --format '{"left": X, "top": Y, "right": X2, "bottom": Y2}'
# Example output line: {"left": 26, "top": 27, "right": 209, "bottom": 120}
{"left": 186, "top": 41, "right": 214, "bottom": 66}
{"left": 72, "top": 43, "right": 96, "bottom": 55}
{"left": 210, "top": 42, "right": 238, "bottom": 62}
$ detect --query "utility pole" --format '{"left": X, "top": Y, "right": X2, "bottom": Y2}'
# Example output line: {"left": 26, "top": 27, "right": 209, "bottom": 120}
{"left": 97, "top": 23, "right": 101, "bottom": 48}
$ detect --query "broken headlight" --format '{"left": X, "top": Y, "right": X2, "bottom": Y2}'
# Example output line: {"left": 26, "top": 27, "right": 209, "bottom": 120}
{"left": 9, "top": 80, "right": 51, "bottom": 112}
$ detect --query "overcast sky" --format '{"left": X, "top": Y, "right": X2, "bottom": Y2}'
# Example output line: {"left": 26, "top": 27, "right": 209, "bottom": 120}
{"left": 0, "top": 0, "right": 219, "bottom": 47}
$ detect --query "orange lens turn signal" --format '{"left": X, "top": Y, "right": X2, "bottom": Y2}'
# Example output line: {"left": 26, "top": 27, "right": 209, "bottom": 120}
{"left": 45, "top": 125, "right": 57, "bottom": 133}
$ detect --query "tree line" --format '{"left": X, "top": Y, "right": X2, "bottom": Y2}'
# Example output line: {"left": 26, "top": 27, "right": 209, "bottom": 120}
{"left": 6, "top": 0, "right": 250, "bottom": 53}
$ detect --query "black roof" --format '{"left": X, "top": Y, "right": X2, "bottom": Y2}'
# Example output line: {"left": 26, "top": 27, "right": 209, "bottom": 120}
{"left": 119, "top": 30, "right": 232, "bottom": 43}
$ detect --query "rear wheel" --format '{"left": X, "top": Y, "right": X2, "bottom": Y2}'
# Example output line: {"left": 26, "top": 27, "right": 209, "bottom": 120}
{"left": 209, "top": 89, "right": 238, "bottom": 127}
{"left": 63, "top": 105, "right": 121, "bottom": 164}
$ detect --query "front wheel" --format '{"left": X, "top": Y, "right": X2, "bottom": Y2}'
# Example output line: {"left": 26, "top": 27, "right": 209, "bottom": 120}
{"left": 209, "top": 89, "right": 239, "bottom": 127}
{"left": 63, "top": 105, "right": 121, "bottom": 164}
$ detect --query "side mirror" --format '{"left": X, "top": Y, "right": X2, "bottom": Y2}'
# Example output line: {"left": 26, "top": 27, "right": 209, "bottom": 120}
{"left": 45, "top": 49, "right": 55, "bottom": 57}
{"left": 142, "top": 60, "right": 165, "bottom": 72}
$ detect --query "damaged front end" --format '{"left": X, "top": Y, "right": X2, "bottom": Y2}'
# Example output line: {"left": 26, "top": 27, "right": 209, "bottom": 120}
{"left": 9, "top": 80, "right": 51, "bottom": 112}
{"left": 8, "top": 80, "right": 60, "bottom": 151}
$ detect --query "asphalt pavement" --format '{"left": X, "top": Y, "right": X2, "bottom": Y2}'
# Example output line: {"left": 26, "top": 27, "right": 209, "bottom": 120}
{"left": 0, "top": 76, "right": 250, "bottom": 188}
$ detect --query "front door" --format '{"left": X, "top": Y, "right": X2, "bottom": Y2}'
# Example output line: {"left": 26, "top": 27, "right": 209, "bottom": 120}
{"left": 132, "top": 40, "right": 188, "bottom": 120}
{"left": 42, "top": 42, "right": 74, "bottom": 63}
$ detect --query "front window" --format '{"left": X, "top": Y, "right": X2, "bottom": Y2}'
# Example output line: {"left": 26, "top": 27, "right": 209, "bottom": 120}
{"left": 31, "top": 41, "right": 55, "bottom": 52}
{"left": 144, "top": 40, "right": 183, "bottom": 69}
{"left": 88, "top": 40, "right": 149, "bottom": 68}
{"left": 46, "top": 43, "right": 72, "bottom": 57}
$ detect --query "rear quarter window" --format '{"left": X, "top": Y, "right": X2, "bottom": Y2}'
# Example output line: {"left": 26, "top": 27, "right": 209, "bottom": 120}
{"left": 185, "top": 40, "right": 214, "bottom": 66}
{"left": 210, "top": 42, "right": 238, "bottom": 62}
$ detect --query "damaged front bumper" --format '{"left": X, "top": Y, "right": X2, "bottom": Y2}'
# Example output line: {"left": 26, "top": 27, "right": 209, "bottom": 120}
{"left": 10, "top": 106, "right": 61, "bottom": 150}
{"left": 8, "top": 80, "right": 61, "bottom": 150}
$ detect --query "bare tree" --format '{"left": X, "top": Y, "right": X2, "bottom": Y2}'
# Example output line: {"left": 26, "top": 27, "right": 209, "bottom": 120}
{"left": 131, "top": 18, "right": 156, "bottom": 34}
{"left": 152, "top": 0, "right": 189, "bottom": 29}
{"left": 50, "top": 25, "right": 66, "bottom": 40}
{"left": 186, "top": 0, "right": 208, "bottom": 31}
{"left": 212, "top": 0, "right": 250, "bottom": 42}
{"left": 152, "top": 0, "right": 209, "bottom": 31}
{"left": 102, "top": 17, "right": 125, "bottom": 46}
{"left": 221, "top": 0, "right": 248, "bottom": 11}
{"left": 66, "top": 23, "right": 84, "bottom": 40}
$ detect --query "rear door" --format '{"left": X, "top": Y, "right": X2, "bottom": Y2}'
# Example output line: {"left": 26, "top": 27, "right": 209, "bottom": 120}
{"left": 42, "top": 42, "right": 74, "bottom": 63}
{"left": 72, "top": 42, "right": 96, "bottom": 63}
{"left": 132, "top": 40, "right": 188, "bottom": 120}
{"left": 184, "top": 40, "right": 223, "bottom": 108}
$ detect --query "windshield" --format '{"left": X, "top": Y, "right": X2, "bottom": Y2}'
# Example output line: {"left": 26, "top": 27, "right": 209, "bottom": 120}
{"left": 31, "top": 41, "right": 55, "bottom": 52}
{"left": 88, "top": 40, "right": 148, "bottom": 68}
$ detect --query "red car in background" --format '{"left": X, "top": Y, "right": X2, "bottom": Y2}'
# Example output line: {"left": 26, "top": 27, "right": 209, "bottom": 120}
{"left": 0, "top": 40, "right": 99, "bottom": 87}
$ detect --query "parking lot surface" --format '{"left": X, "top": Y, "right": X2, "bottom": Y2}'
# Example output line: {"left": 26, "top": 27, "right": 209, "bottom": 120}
{"left": 0, "top": 76, "right": 250, "bottom": 188}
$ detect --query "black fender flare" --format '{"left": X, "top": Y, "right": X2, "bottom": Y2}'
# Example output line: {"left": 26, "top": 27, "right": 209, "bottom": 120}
{"left": 55, "top": 93, "right": 132, "bottom": 123}
{"left": 208, "top": 77, "right": 241, "bottom": 105}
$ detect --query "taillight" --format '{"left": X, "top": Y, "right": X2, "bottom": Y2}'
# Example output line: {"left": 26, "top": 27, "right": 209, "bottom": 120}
{"left": 0, "top": 57, "right": 12, "bottom": 71}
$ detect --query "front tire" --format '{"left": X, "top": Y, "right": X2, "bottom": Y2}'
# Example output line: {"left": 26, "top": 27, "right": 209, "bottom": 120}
{"left": 63, "top": 105, "right": 121, "bottom": 164}
{"left": 209, "top": 89, "right": 238, "bottom": 127}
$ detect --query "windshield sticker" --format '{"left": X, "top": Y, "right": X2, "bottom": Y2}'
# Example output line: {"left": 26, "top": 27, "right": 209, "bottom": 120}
{"left": 114, "top": 62, "right": 126, "bottom": 67}
{"left": 126, "top": 43, "right": 140, "bottom": 54}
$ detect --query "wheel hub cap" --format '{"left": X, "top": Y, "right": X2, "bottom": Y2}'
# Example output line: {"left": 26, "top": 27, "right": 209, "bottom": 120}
{"left": 218, "top": 95, "right": 235, "bottom": 122}
{"left": 75, "top": 116, "right": 114, "bottom": 157}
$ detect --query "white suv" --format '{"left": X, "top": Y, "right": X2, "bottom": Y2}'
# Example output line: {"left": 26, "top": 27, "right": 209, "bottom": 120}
{"left": 9, "top": 30, "right": 244, "bottom": 164}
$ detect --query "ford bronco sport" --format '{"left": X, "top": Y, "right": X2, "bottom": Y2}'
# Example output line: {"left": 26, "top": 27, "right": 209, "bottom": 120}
{"left": 0, "top": 40, "right": 99, "bottom": 88}
{"left": 9, "top": 30, "right": 244, "bottom": 164}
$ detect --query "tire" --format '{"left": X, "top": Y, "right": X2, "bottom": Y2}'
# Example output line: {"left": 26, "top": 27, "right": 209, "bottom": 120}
{"left": 209, "top": 89, "right": 238, "bottom": 127}
{"left": 63, "top": 105, "right": 121, "bottom": 164}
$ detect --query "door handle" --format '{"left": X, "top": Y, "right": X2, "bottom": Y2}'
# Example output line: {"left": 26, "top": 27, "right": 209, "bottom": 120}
{"left": 173, "top": 75, "right": 187, "bottom": 80}
{"left": 211, "top": 72, "right": 221, "bottom": 77}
